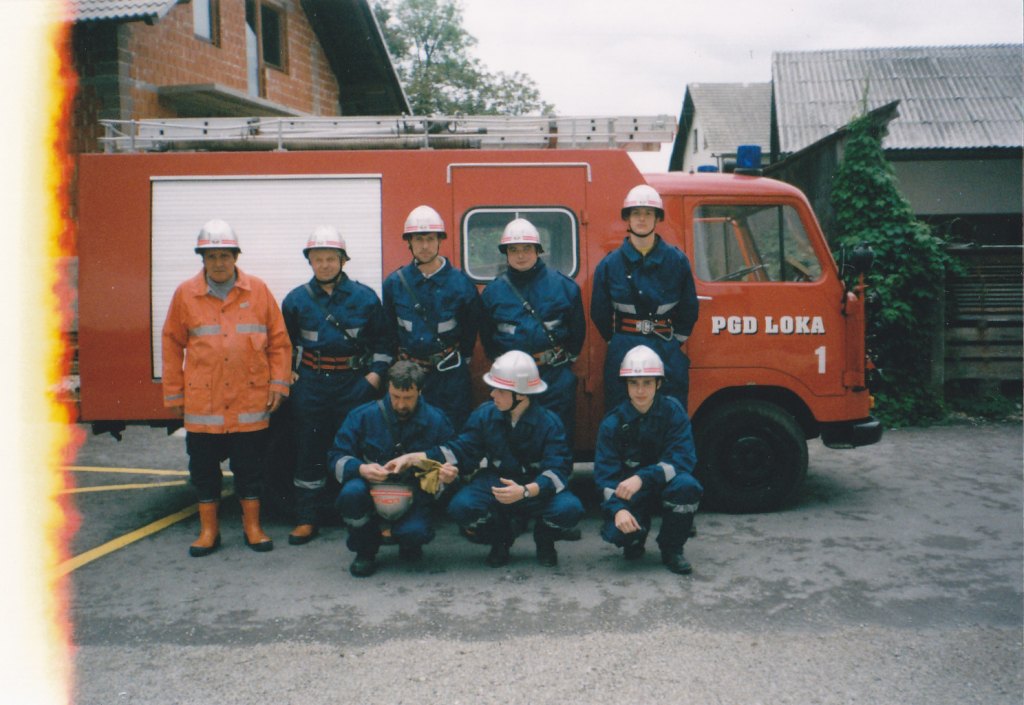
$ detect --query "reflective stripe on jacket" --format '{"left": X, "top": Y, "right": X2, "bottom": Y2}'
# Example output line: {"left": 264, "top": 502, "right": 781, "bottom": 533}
{"left": 479, "top": 260, "right": 585, "bottom": 361}
{"left": 382, "top": 258, "right": 482, "bottom": 360}
{"left": 281, "top": 274, "right": 394, "bottom": 376}
{"left": 593, "top": 393, "right": 697, "bottom": 516}
{"left": 426, "top": 401, "right": 572, "bottom": 498}
{"left": 591, "top": 235, "right": 699, "bottom": 343}
{"left": 161, "top": 267, "right": 291, "bottom": 433}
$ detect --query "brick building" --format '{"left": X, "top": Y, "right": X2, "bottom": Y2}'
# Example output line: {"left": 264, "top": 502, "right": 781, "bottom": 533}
{"left": 70, "top": 0, "right": 410, "bottom": 154}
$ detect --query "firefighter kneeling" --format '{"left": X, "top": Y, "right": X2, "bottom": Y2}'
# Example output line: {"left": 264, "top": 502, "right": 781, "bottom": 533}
{"left": 327, "top": 361, "right": 456, "bottom": 578}
{"left": 594, "top": 345, "right": 702, "bottom": 575}
{"left": 393, "top": 351, "right": 584, "bottom": 568}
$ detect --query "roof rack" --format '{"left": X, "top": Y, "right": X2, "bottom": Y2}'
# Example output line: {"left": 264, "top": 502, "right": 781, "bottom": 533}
{"left": 99, "top": 115, "right": 676, "bottom": 153}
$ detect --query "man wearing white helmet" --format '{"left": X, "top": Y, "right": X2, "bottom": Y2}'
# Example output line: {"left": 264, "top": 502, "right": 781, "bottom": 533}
{"left": 390, "top": 350, "right": 584, "bottom": 568}
{"left": 281, "top": 225, "right": 394, "bottom": 546}
{"left": 591, "top": 183, "right": 699, "bottom": 412}
{"left": 480, "top": 217, "right": 586, "bottom": 443}
{"left": 327, "top": 361, "right": 456, "bottom": 577}
{"left": 593, "top": 345, "right": 702, "bottom": 574}
{"left": 162, "top": 219, "right": 292, "bottom": 557}
{"left": 382, "top": 205, "right": 482, "bottom": 430}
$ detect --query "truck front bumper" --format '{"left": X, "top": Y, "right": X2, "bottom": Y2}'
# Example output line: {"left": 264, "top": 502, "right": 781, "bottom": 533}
{"left": 820, "top": 416, "right": 883, "bottom": 449}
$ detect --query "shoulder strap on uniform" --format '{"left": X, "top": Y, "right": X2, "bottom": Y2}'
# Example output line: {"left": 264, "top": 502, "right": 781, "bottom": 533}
{"left": 499, "top": 273, "right": 562, "bottom": 351}
{"left": 303, "top": 283, "right": 362, "bottom": 346}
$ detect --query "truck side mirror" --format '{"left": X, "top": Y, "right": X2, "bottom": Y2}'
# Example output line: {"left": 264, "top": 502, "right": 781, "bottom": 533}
{"left": 849, "top": 243, "right": 874, "bottom": 276}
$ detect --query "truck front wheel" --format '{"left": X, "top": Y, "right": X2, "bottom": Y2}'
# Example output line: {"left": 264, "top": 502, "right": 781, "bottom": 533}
{"left": 694, "top": 400, "right": 808, "bottom": 512}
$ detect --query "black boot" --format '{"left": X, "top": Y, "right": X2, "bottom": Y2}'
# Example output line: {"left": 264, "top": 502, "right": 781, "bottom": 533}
{"left": 658, "top": 511, "right": 695, "bottom": 575}
{"left": 660, "top": 549, "right": 693, "bottom": 575}
{"left": 534, "top": 522, "right": 558, "bottom": 567}
{"left": 350, "top": 552, "right": 377, "bottom": 577}
{"left": 486, "top": 542, "right": 510, "bottom": 568}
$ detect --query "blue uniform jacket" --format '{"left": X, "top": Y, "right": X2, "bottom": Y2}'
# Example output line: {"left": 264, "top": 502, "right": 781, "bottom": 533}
{"left": 328, "top": 396, "right": 454, "bottom": 485}
{"left": 282, "top": 274, "right": 394, "bottom": 376}
{"left": 591, "top": 235, "right": 698, "bottom": 343}
{"left": 593, "top": 393, "right": 697, "bottom": 516}
{"left": 382, "top": 258, "right": 482, "bottom": 360}
{"left": 480, "top": 261, "right": 585, "bottom": 361}
{"left": 427, "top": 401, "right": 572, "bottom": 498}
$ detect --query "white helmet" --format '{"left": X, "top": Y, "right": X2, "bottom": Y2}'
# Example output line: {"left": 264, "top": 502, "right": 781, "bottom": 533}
{"left": 483, "top": 350, "right": 548, "bottom": 394}
{"left": 621, "top": 184, "right": 664, "bottom": 221}
{"left": 403, "top": 205, "right": 447, "bottom": 240}
{"left": 303, "top": 225, "right": 348, "bottom": 259}
{"left": 619, "top": 345, "right": 665, "bottom": 378}
{"left": 369, "top": 482, "right": 414, "bottom": 521}
{"left": 498, "top": 218, "right": 544, "bottom": 254}
{"left": 195, "top": 218, "right": 241, "bottom": 253}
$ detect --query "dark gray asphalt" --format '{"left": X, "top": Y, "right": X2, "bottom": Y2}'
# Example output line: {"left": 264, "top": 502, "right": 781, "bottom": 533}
{"left": 69, "top": 421, "right": 1023, "bottom": 704}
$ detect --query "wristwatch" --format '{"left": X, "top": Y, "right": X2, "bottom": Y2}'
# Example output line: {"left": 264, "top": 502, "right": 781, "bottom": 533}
{"left": 522, "top": 486, "right": 531, "bottom": 500}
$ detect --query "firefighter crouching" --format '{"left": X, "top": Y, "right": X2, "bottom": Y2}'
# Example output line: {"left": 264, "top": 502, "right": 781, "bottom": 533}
{"left": 393, "top": 351, "right": 584, "bottom": 568}
{"left": 591, "top": 184, "right": 699, "bottom": 411}
{"left": 480, "top": 217, "right": 585, "bottom": 442}
{"left": 327, "top": 361, "right": 456, "bottom": 577}
{"left": 161, "top": 219, "right": 291, "bottom": 557}
{"left": 383, "top": 205, "right": 482, "bottom": 430}
{"left": 281, "top": 226, "right": 394, "bottom": 546}
{"left": 594, "top": 345, "right": 702, "bottom": 575}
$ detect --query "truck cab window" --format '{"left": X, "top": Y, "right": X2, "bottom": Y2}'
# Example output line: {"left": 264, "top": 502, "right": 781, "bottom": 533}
{"left": 693, "top": 204, "right": 822, "bottom": 283}
{"left": 462, "top": 207, "right": 579, "bottom": 282}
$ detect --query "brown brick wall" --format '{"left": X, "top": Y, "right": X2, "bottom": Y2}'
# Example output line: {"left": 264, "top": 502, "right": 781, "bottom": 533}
{"left": 72, "top": 0, "right": 342, "bottom": 153}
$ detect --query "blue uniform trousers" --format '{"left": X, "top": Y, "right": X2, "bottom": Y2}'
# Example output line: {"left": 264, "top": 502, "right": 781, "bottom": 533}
{"left": 291, "top": 368, "right": 378, "bottom": 524}
{"left": 419, "top": 363, "right": 473, "bottom": 431}
{"left": 448, "top": 473, "right": 584, "bottom": 546}
{"left": 335, "top": 477, "right": 435, "bottom": 556}
{"left": 599, "top": 471, "right": 702, "bottom": 553}
{"left": 537, "top": 364, "right": 579, "bottom": 445}
{"left": 186, "top": 430, "right": 267, "bottom": 502}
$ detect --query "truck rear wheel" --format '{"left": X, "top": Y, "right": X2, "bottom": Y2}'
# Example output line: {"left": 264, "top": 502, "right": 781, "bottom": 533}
{"left": 694, "top": 400, "right": 807, "bottom": 512}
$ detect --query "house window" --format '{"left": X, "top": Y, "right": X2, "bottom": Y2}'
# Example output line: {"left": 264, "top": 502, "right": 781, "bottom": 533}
{"left": 193, "top": 0, "right": 220, "bottom": 45}
{"left": 462, "top": 207, "right": 579, "bottom": 282}
{"left": 246, "top": 0, "right": 288, "bottom": 77}
{"left": 692, "top": 128, "right": 698, "bottom": 153}
{"left": 692, "top": 203, "right": 822, "bottom": 283}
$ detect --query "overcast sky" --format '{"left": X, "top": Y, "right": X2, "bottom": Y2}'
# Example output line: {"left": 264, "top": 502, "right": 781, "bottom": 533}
{"left": 458, "top": 0, "right": 1023, "bottom": 169}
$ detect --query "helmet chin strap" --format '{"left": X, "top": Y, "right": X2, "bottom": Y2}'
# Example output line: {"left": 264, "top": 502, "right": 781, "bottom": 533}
{"left": 316, "top": 271, "right": 342, "bottom": 287}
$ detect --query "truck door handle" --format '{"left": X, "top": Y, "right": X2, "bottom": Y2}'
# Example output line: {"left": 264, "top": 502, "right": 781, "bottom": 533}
{"left": 697, "top": 295, "right": 713, "bottom": 301}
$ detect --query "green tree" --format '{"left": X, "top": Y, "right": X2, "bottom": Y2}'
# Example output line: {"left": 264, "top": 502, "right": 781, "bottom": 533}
{"left": 830, "top": 113, "right": 955, "bottom": 426}
{"left": 374, "top": 0, "right": 554, "bottom": 116}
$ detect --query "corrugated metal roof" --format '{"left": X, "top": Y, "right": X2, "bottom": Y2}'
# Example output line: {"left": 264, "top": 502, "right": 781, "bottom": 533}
{"left": 773, "top": 45, "right": 1024, "bottom": 153}
{"left": 69, "top": 0, "right": 179, "bottom": 22}
{"left": 689, "top": 82, "right": 772, "bottom": 152}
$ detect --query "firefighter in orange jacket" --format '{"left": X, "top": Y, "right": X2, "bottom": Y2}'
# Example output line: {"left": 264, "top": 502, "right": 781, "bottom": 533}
{"left": 162, "top": 219, "right": 292, "bottom": 557}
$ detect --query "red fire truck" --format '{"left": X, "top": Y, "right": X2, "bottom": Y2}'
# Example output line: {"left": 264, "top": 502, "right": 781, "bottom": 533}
{"left": 76, "top": 115, "right": 880, "bottom": 512}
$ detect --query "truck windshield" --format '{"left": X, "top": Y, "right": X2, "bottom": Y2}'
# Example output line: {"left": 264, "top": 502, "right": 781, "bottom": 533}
{"left": 462, "top": 207, "right": 579, "bottom": 282}
{"left": 692, "top": 204, "right": 822, "bottom": 283}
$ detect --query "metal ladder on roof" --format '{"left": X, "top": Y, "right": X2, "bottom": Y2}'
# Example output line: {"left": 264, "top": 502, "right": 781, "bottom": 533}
{"left": 99, "top": 114, "right": 676, "bottom": 153}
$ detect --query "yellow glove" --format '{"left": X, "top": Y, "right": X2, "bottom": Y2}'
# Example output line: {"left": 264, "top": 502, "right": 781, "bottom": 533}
{"left": 413, "top": 457, "right": 444, "bottom": 495}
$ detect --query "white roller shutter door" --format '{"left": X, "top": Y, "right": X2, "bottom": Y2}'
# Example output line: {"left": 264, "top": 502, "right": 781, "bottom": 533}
{"left": 150, "top": 175, "right": 382, "bottom": 378}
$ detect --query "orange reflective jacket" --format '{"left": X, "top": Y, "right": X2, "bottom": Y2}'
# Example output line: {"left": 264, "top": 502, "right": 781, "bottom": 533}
{"left": 162, "top": 267, "right": 291, "bottom": 434}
